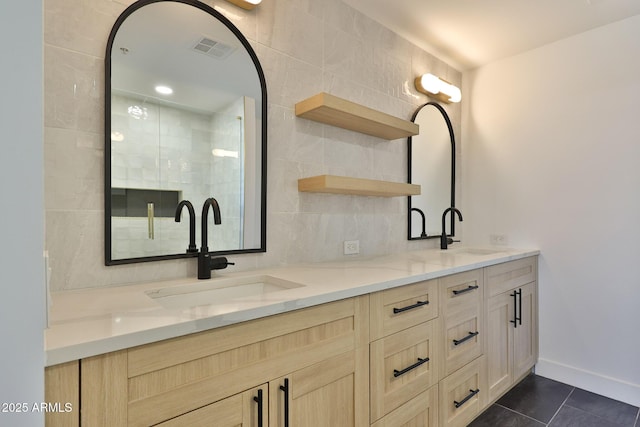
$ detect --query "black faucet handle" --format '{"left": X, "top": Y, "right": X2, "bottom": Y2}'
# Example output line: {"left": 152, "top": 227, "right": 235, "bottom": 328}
{"left": 210, "top": 256, "right": 235, "bottom": 270}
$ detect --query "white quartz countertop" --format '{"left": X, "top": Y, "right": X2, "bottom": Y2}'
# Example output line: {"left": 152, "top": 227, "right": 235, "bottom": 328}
{"left": 45, "top": 247, "right": 539, "bottom": 366}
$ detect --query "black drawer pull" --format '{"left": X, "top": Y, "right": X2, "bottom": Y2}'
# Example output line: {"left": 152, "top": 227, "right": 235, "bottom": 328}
{"left": 454, "top": 388, "right": 480, "bottom": 408}
{"left": 393, "top": 357, "right": 429, "bottom": 378}
{"left": 253, "top": 389, "right": 263, "bottom": 427}
{"left": 393, "top": 300, "right": 429, "bottom": 314}
{"left": 452, "top": 285, "right": 479, "bottom": 296}
{"left": 453, "top": 331, "right": 479, "bottom": 346}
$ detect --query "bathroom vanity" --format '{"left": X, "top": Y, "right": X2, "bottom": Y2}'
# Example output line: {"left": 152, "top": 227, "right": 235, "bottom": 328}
{"left": 44, "top": 248, "right": 538, "bottom": 426}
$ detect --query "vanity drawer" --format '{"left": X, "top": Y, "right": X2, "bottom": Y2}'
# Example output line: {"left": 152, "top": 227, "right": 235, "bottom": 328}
{"left": 370, "top": 279, "right": 439, "bottom": 340}
{"left": 440, "top": 269, "right": 483, "bottom": 314}
{"left": 439, "top": 356, "right": 486, "bottom": 427}
{"left": 371, "top": 383, "right": 439, "bottom": 427}
{"left": 486, "top": 256, "right": 537, "bottom": 298}
{"left": 442, "top": 308, "right": 482, "bottom": 375}
{"left": 370, "top": 319, "right": 440, "bottom": 422}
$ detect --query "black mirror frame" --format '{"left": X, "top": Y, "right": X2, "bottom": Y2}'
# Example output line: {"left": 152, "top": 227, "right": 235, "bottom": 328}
{"left": 407, "top": 102, "right": 456, "bottom": 240}
{"left": 104, "top": 0, "right": 267, "bottom": 265}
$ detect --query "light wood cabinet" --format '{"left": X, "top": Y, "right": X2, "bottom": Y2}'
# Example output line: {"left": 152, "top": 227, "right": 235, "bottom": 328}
{"left": 45, "top": 256, "right": 538, "bottom": 427}
{"left": 71, "top": 297, "right": 369, "bottom": 427}
{"left": 485, "top": 257, "right": 538, "bottom": 404}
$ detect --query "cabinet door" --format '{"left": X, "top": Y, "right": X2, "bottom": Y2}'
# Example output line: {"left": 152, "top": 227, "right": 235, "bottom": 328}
{"left": 45, "top": 361, "right": 79, "bottom": 427}
{"left": 156, "top": 384, "right": 267, "bottom": 427}
{"left": 269, "top": 350, "right": 363, "bottom": 427}
{"left": 513, "top": 282, "right": 537, "bottom": 380}
{"left": 486, "top": 281, "right": 538, "bottom": 403}
{"left": 486, "top": 291, "right": 514, "bottom": 402}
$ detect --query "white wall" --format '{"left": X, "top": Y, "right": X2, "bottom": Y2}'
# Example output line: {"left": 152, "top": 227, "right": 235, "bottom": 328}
{"left": 463, "top": 15, "right": 640, "bottom": 405}
{"left": 0, "top": 2, "right": 45, "bottom": 426}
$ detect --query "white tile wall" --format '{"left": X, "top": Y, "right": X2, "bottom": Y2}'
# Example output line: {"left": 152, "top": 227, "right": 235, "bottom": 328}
{"left": 44, "top": 0, "right": 461, "bottom": 290}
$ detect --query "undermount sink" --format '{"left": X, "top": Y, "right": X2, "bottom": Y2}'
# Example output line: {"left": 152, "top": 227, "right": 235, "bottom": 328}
{"left": 447, "top": 247, "right": 505, "bottom": 256}
{"left": 145, "top": 275, "right": 305, "bottom": 309}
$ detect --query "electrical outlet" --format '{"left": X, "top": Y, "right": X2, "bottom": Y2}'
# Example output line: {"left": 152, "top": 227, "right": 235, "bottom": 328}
{"left": 343, "top": 240, "right": 360, "bottom": 255}
{"left": 490, "top": 234, "right": 509, "bottom": 246}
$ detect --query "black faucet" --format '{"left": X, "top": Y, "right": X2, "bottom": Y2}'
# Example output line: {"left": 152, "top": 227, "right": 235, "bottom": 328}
{"left": 198, "top": 197, "right": 234, "bottom": 279}
{"left": 411, "top": 207, "right": 428, "bottom": 238}
{"left": 174, "top": 200, "right": 198, "bottom": 254}
{"left": 441, "top": 207, "right": 463, "bottom": 250}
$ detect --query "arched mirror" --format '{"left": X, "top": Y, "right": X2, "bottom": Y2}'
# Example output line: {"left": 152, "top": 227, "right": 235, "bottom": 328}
{"left": 408, "top": 102, "right": 456, "bottom": 240}
{"left": 105, "top": 0, "right": 266, "bottom": 265}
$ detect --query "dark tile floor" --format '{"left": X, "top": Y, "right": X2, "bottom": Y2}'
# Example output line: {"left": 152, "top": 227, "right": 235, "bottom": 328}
{"left": 470, "top": 374, "right": 640, "bottom": 427}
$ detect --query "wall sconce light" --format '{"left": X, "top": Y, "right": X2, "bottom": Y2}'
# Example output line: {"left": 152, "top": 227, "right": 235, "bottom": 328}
{"left": 224, "top": 0, "right": 262, "bottom": 10}
{"left": 414, "top": 73, "right": 461, "bottom": 103}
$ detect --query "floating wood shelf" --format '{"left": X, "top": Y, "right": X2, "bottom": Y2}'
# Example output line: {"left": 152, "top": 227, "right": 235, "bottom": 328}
{"left": 298, "top": 175, "right": 421, "bottom": 197}
{"left": 295, "top": 93, "right": 419, "bottom": 140}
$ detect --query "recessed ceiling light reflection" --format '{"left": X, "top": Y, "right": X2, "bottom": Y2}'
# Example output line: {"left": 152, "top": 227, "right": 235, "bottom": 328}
{"left": 111, "top": 131, "right": 124, "bottom": 142}
{"left": 212, "top": 149, "right": 239, "bottom": 158}
{"left": 128, "top": 105, "right": 148, "bottom": 120}
{"left": 155, "top": 85, "right": 173, "bottom": 95}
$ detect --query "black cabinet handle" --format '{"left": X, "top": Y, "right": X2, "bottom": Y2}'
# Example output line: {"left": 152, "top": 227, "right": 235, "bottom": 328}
{"left": 510, "top": 289, "right": 522, "bottom": 328}
{"left": 279, "top": 378, "right": 289, "bottom": 427}
{"left": 253, "top": 389, "right": 263, "bottom": 427}
{"left": 452, "top": 285, "right": 479, "bottom": 296}
{"left": 393, "top": 357, "right": 430, "bottom": 378}
{"left": 510, "top": 291, "right": 518, "bottom": 328}
{"left": 453, "top": 331, "right": 479, "bottom": 346}
{"left": 518, "top": 289, "right": 522, "bottom": 325}
{"left": 393, "top": 300, "right": 429, "bottom": 314}
{"left": 454, "top": 388, "right": 480, "bottom": 408}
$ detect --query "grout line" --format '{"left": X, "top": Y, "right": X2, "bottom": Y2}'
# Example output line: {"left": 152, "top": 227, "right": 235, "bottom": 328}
{"left": 562, "top": 403, "right": 638, "bottom": 427}
{"left": 561, "top": 393, "right": 640, "bottom": 427}
{"left": 495, "top": 403, "right": 548, "bottom": 425}
{"left": 546, "top": 386, "right": 575, "bottom": 426}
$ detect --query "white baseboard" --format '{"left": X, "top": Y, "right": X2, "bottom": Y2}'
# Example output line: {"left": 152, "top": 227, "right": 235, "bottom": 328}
{"left": 536, "top": 358, "right": 640, "bottom": 407}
